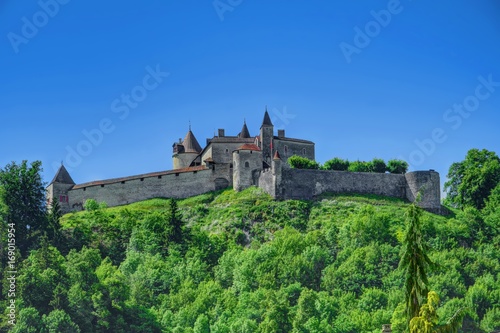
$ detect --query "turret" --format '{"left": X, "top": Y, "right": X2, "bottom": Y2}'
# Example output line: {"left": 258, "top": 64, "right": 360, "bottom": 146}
{"left": 238, "top": 120, "right": 251, "bottom": 138}
{"left": 172, "top": 127, "right": 203, "bottom": 169}
{"left": 233, "top": 143, "right": 262, "bottom": 191}
{"left": 46, "top": 164, "right": 75, "bottom": 214}
{"left": 260, "top": 108, "right": 274, "bottom": 165}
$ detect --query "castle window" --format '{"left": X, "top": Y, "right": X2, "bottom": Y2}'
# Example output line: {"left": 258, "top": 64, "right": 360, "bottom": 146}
{"left": 121, "top": 181, "right": 125, "bottom": 184}
{"left": 59, "top": 195, "right": 68, "bottom": 203}
{"left": 140, "top": 178, "right": 144, "bottom": 181}
{"left": 158, "top": 175, "right": 162, "bottom": 179}
{"left": 284, "top": 145, "right": 288, "bottom": 156}
{"left": 245, "top": 161, "right": 250, "bottom": 168}
{"left": 101, "top": 184, "right": 105, "bottom": 188}
{"left": 225, "top": 148, "right": 229, "bottom": 153}
{"left": 193, "top": 171, "right": 197, "bottom": 174}
{"left": 83, "top": 187, "right": 86, "bottom": 191}
{"left": 175, "top": 173, "right": 179, "bottom": 176}
{"left": 302, "top": 148, "right": 306, "bottom": 154}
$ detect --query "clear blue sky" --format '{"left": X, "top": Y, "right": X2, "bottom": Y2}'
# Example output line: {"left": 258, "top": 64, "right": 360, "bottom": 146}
{"left": 1, "top": 1, "right": 499, "bottom": 192}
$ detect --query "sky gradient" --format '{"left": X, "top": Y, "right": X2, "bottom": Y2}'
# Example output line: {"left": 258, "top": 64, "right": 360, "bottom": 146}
{"left": 1, "top": 1, "right": 499, "bottom": 193}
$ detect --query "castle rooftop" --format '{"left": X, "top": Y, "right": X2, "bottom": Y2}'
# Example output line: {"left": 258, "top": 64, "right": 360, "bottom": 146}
{"left": 182, "top": 130, "right": 202, "bottom": 153}
{"left": 50, "top": 164, "right": 75, "bottom": 185}
{"left": 236, "top": 143, "right": 261, "bottom": 151}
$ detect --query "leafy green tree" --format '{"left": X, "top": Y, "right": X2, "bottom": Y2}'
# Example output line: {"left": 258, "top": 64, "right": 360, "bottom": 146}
{"left": 83, "top": 199, "right": 100, "bottom": 211}
{"left": 399, "top": 204, "right": 434, "bottom": 328}
{"left": 92, "top": 257, "right": 129, "bottom": 331}
{"left": 0, "top": 160, "right": 47, "bottom": 255}
{"left": 288, "top": 155, "right": 320, "bottom": 170}
{"left": 388, "top": 159, "right": 409, "bottom": 174}
{"left": 11, "top": 307, "right": 44, "bottom": 333}
{"left": 444, "top": 148, "right": 500, "bottom": 209}
{"left": 17, "top": 237, "right": 68, "bottom": 315}
{"left": 42, "top": 309, "right": 80, "bottom": 333}
{"left": 409, "top": 291, "right": 465, "bottom": 333}
{"left": 169, "top": 199, "right": 185, "bottom": 244}
{"left": 292, "top": 288, "right": 320, "bottom": 332}
{"left": 46, "top": 198, "right": 63, "bottom": 249}
{"left": 372, "top": 158, "right": 388, "bottom": 173}
{"left": 194, "top": 313, "right": 210, "bottom": 333}
{"left": 348, "top": 160, "right": 373, "bottom": 172}
{"left": 322, "top": 157, "right": 349, "bottom": 171}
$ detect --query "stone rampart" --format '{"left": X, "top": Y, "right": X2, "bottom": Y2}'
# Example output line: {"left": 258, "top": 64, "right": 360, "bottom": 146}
{"left": 68, "top": 165, "right": 231, "bottom": 210}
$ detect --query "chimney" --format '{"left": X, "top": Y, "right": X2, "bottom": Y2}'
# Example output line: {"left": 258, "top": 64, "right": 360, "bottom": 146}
{"left": 278, "top": 129, "right": 285, "bottom": 138}
{"left": 382, "top": 324, "right": 392, "bottom": 333}
{"left": 178, "top": 138, "right": 182, "bottom": 143}
{"left": 218, "top": 129, "right": 225, "bottom": 137}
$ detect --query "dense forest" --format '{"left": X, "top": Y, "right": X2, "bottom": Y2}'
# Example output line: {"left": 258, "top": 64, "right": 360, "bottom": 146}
{"left": 0, "top": 148, "right": 499, "bottom": 333}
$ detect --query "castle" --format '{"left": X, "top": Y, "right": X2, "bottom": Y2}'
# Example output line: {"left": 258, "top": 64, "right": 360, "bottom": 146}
{"left": 47, "top": 110, "right": 442, "bottom": 214}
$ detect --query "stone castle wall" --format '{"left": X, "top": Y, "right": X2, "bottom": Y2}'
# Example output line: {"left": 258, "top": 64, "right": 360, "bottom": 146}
{"left": 277, "top": 168, "right": 407, "bottom": 200}
{"left": 67, "top": 164, "right": 231, "bottom": 211}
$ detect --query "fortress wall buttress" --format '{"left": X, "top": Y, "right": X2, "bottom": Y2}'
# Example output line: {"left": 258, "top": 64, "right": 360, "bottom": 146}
{"left": 404, "top": 171, "right": 441, "bottom": 212}
{"left": 258, "top": 168, "right": 275, "bottom": 197}
{"left": 278, "top": 169, "right": 407, "bottom": 200}
{"left": 68, "top": 167, "right": 231, "bottom": 211}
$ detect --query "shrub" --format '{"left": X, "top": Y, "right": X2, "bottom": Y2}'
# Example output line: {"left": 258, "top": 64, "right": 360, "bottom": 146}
{"left": 323, "top": 157, "right": 350, "bottom": 171}
{"left": 371, "top": 158, "right": 387, "bottom": 173}
{"left": 84, "top": 199, "right": 100, "bottom": 211}
{"left": 348, "top": 161, "right": 373, "bottom": 173}
{"left": 84, "top": 199, "right": 108, "bottom": 211}
{"left": 387, "top": 159, "right": 409, "bottom": 174}
{"left": 288, "top": 155, "right": 320, "bottom": 170}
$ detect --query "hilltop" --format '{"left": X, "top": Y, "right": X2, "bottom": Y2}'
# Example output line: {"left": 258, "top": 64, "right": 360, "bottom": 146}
{"left": 30, "top": 187, "right": 497, "bottom": 333}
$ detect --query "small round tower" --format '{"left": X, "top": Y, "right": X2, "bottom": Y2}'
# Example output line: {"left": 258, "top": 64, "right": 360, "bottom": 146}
{"left": 233, "top": 144, "right": 262, "bottom": 191}
{"left": 172, "top": 128, "right": 202, "bottom": 169}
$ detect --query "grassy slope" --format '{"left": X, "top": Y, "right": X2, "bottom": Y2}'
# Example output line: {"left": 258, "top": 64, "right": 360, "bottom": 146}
{"left": 59, "top": 187, "right": 499, "bottom": 333}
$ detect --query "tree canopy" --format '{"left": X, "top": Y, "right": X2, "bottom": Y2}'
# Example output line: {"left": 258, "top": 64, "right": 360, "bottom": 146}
{"left": 0, "top": 160, "right": 47, "bottom": 254}
{"left": 444, "top": 148, "right": 500, "bottom": 210}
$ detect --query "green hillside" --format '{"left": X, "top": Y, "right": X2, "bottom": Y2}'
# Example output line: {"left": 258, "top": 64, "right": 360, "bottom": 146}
{"left": 3, "top": 186, "right": 499, "bottom": 332}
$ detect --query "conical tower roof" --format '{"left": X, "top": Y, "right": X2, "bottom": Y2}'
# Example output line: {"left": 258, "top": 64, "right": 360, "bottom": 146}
{"left": 261, "top": 108, "right": 273, "bottom": 127}
{"left": 182, "top": 130, "right": 202, "bottom": 153}
{"left": 50, "top": 164, "right": 75, "bottom": 185}
{"left": 239, "top": 120, "right": 251, "bottom": 138}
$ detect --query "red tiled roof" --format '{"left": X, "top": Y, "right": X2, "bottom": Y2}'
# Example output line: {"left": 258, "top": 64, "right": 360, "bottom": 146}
{"left": 72, "top": 165, "right": 208, "bottom": 189}
{"left": 236, "top": 143, "right": 261, "bottom": 151}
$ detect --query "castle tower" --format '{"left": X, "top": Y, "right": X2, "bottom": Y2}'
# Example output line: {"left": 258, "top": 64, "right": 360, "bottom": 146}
{"left": 260, "top": 109, "right": 274, "bottom": 165}
{"left": 233, "top": 143, "right": 262, "bottom": 191}
{"left": 46, "top": 164, "right": 75, "bottom": 214}
{"left": 172, "top": 127, "right": 202, "bottom": 169}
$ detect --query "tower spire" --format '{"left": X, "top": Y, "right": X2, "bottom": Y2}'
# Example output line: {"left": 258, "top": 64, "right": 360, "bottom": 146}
{"left": 261, "top": 107, "right": 273, "bottom": 127}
